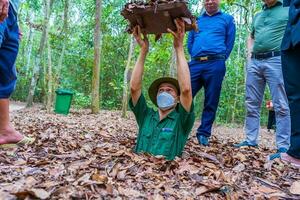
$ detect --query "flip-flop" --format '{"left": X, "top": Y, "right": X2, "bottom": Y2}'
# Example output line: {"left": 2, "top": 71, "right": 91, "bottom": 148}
{"left": 0, "top": 136, "right": 35, "bottom": 149}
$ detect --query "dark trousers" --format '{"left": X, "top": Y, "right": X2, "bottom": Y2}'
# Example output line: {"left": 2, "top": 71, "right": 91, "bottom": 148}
{"left": 189, "top": 59, "right": 226, "bottom": 137}
{"left": 282, "top": 44, "right": 300, "bottom": 159}
{"left": 267, "top": 110, "right": 276, "bottom": 131}
{"left": 0, "top": 5, "right": 19, "bottom": 99}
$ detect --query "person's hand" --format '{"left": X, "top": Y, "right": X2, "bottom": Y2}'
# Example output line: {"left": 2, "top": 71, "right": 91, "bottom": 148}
{"left": 266, "top": 100, "right": 274, "bottom": 111}
{"left": 18, "top": 28, "right": 23, "bottom": 40}
{"left": 132, "top": 26, "right": 149, "bottom": 53}
{"left": 0, "top": 0, "right": 9, "bottom": 23}
{"left": 167, "top": 18, "right": 185, "bottom": 49}
{"left": 246, "top": 50, "right": 252, "bottom": 61}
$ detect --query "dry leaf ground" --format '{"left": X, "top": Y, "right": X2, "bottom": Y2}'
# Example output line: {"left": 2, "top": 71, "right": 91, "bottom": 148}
{"left": 0, "top": 105, "right": 299, "bottom": 199}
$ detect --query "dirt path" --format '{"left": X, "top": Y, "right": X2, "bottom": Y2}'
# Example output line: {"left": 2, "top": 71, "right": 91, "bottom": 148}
{"left": 9, "top": 101, "right": 26, "bottom": 112}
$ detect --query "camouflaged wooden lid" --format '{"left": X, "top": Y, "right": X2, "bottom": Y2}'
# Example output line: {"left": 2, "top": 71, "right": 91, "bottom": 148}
{"left": 121, "top": 0, "right": 198, "bottom": 35}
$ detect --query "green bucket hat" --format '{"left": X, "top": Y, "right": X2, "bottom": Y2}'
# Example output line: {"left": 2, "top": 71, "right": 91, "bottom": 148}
{"left": 148, "top": 77, "right": 180, "bottom": 107}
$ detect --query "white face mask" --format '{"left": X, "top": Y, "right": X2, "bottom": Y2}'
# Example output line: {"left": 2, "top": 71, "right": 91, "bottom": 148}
{"left": 157, "top": 92, "right": 176, "bottom": 111}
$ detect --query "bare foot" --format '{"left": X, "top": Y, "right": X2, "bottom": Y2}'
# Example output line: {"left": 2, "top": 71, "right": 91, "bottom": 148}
{"left": 281, "top": 153, "right": 300, "bottom": 168}
{"left": 0, "top": 124, "right": 24, "bottom": 145}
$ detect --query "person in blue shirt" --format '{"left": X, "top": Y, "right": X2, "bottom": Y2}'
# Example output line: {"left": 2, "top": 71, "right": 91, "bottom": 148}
{"left": 187, "top": 0, "right": 236, "bottom": 146}
{"left": 0, "top": 0, "right": 34, "bottom": 148}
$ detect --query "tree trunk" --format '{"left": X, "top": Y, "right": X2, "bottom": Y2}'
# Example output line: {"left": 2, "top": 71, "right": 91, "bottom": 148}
{"left": 91, "top": 0, "right": 102, "bottom": 114}
{"left": 231, "top": 7, "right": 244, "bottom": 123}
{"left": 26, "top": 0, "right": 51, "bottom": 107}
{"left": 25, "top": 13, "right": 35, "bottom": 77}
{"left": 53, "top": 0, "right": 69, "bottom": 104}
{"left": 169, "top": 46, "right": 177, "bottom": 78}
{"left": 56, "top": 0, "right": 69, "bottom": 83}
{"left": 121, "top": 35, "right": 135, "bottom": 118}
{"left": 46, "top": 38, "right": 53, "bottom": 112}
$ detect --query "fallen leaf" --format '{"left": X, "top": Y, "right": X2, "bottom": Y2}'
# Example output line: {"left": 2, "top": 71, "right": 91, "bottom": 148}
{"left": 118, "top": 187, "right": 143, "bottom": 197}
{"left": 235, "top": 152, "right": 247, "bottom": 162}
{"left": 14, "top": 189, "right": 50, "bottom": 200}
{"left": 195, "top": 186, "right": 210, "bottom": 195}
{"left": 154, "top": 193, "right": 164, "bottom": 200}
{"left": 28, "top": 189, "right": 51, "bottom": 199}
{"left": 290, "top": 181, "right": 300, "bottom": 195}
{"left": 91, "top": 173, "right": 108, "bottom": 184}
{"left": 106, "top": 184, "right": 114, "bottom": 195}
{"left": 73, "top": 173, "right": 91, "bottom": 186}
{"left": 258, "top": 186, "right": 279, "bottom": 194}
{"left": 232, "top": 163, "right": 245, "bottom": 172}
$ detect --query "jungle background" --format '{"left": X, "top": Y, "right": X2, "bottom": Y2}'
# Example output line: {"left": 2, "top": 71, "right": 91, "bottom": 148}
{"left": 2, "top": 1, "right": 300, "bottom": 199}
{"left": 12, "top": 0, "right": 271, "bottom": 125}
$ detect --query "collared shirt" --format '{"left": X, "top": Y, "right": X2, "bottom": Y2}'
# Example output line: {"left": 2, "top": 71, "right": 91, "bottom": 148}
{"left": 9, "top": 0, "right": 19, "bottom": 14}
{"left": 283, "top": 0, "right": 292, "bottom": 5}
{"left": 129, "top": 94, "right": 195, "bottom": 160}
{"left": 252, "top": 0, "right": 289, "bottom": 53}
{"left": 187, "top": 11, "right": 236, "bottom": 59}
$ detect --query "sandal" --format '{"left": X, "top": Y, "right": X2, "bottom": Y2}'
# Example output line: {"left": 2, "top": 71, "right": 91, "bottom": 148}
{"left": 0, "top": 136, "right": 35, "bottom": 149}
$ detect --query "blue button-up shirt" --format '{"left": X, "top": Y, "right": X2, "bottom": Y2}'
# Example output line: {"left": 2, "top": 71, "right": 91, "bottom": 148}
{"left": 187, "top": 11, "right": 236, "bottom": 59}
{"left": 9, "top": 0, "right": 19, "bottom": 14}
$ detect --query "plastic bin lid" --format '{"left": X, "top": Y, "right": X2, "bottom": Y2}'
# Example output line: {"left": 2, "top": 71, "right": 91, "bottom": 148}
{"left": 55, "top": 89, "right": 74, "bottom": 95}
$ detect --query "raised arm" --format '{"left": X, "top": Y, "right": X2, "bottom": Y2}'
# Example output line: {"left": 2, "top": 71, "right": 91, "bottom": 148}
{"left": 168, "top": 19, "right": 193, "bottom": 112}
{"left": 130, "top": 26, "right": 149, "bottom": 106}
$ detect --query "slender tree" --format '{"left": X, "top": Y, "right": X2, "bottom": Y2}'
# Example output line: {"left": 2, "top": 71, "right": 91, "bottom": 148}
{"left": 91, "top": 0, "right": 103, "bottom": 113}
{"left": 169, "top": 47, "right": 177, "bottom": 78}
{"left": 45, "top": 36, "right": 53, "bottom": 112}
{"left": 121, "top": 35, "right": 135, "bottom": 118}
{"left": 56, "top": 0, "right": 69, "bottom": 79}
{"left": 26, "top": 0, "right": 52, "bottom": 107}
{"left": 24, "top": 13, "right": 35, "bottom": 77}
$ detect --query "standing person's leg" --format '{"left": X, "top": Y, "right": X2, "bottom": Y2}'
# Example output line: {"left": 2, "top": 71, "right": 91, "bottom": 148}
{"left": 189, "top": 61, "right": 204, "bottom": 98}
{"left": 0, "top": 99, "right": 23, "bottom": 144}
{"left": 267, "top": 110, "right": 276, "bottom": 131}
{"left": 189, "top": 61, "right": 204, "bottom": 144}
{"left": 281, "top": 45, "right": 300, "bottom": 162}
{"left": 264, "top": 56, "right": 290, "bottom": 152}
{"left": 197, "top": 59, "right": 226, "bottom": 145}
{"left": 0, "top": 5, "right": 33, "bottom": 146}
{"left": 235, "top": 59, "right": 265, "bottom": 147}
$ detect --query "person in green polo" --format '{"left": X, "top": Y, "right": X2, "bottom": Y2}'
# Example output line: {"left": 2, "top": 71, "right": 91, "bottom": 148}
{"left": 129, "top": 19, "right": 195, "bottom": 160}
{"left": 235, "top": 0, "right": 291, "bottom": 158}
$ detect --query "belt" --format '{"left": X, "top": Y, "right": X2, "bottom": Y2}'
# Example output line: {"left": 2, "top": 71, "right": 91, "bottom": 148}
{"left": 193, "top": 55, "right": 226, "bottom": 62}
{"left": 251, "top": 51, "right": 281, "bottom": 59}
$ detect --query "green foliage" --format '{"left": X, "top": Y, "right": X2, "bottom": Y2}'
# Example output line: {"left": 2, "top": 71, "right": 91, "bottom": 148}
{"left": 73, "top": 92, "right": 91, "bottom": 109}
{"left": 13, "top": 0, "right": 272, "bottom": 126}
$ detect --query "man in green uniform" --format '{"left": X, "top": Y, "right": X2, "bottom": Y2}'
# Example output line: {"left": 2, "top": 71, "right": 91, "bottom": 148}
{"left": 129, "top": 19, "right": 195, "bottom": 160}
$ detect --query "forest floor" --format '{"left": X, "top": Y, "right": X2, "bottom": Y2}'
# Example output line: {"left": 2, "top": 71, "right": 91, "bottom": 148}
{"left": 0, "top": 104, "right": 300, "bottom": 199}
